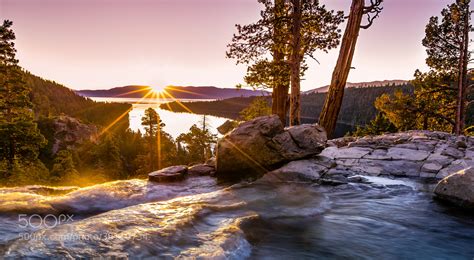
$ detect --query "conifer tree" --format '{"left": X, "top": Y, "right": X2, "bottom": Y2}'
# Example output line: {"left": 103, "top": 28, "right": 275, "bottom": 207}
{"left": 0, "top": 20, "right": 46, "bottom": 177}
{"left": 227, "top": 0, "right": 343, "bottom": 125}
{"left": 422, "top": 0, "right": 471, "bottom": 134}
{"left": 352, "top": 112, "right": 397, "bottom": 136}
{"left": 375, "top": 0, "right": 472, "bottom": 134}
{"left": 141, "top": 108, "right": 164, "bottom": 171}
{"left": 177, "top": 125, "right": 217, "bottom": 164}
{"left": 239, "top": 97, "right": 272, "bottom": 121}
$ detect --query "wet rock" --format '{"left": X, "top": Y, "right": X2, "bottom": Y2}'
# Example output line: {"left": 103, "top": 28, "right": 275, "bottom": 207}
{"left": 425, "top": 154, "right": 454, "bottom": 168}
{"left": 465, "top": 149, "right": 474, "bottom": 160}
{"left": 394, "top": 143, "right": 418, "bottom": 150}
{"left": 420, "top": 172, "right": 437, "bottom": 178}
{"left": 455, "top": 136, "right": 468, "bottom": 149}
{"left": 347, "top": 175, "right": 371, "bottom": 183}
{"left": 205, "top": 157, "right": 216, "bottom": 168}
{"left": 325, "top": 168, "right": 356, "bottom": 177}
{"left": 326, "top": 136, "right": 355, "bottom": 147}
{"left": 421, "top": 162, "right": 443, "bottom": 173}
{"left": 286, "top": 124, "right": 327, "bottom": 151}
{"left": 315, "top": 131, "right": 469, "bottom": 180}
{"left": 319, "top": 178, "right": 348, "bottom": 186}
{"left": 434, "top": 167, "right": 474, "bottom": 209}
{"left": 382, "top": 160, "right": 422, "bottom": 177}
{"left": 258, "top": 159, "right": 327, "bottom": 183}
{"left": 363, "top": 149, "right": 391, "bottom": 160}
{"left": 217, "top": 120, "right": 239, "bottom": 135}
{"left": 148, "top": 166, "right": 188, "bottom": 182}
{"left": 386, "top": 147, "right": 430, "bottom": 161}
{"left": 320, "top": 146, "right": 372, "bottom": 160}
{"left": 216, "top": 116, "right": 326, "bottom": 181}
{"left": 312, "top": 155, "right": 336, "bottom": 168}
{"left": 436, "top": 159, "right": 474, "bottom": 179}
{"left": 335, "top": 159, "right": 360, "bottom": 167}
{"left": 188, "top": 164, "right": 215, "bottom": 176}
{"left": 441, "top": 146, "right": 465, "bottom": 159}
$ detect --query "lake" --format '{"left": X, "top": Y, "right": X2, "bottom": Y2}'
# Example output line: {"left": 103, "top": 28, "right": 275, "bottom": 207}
{"left": 90, "top": 97, "right": 229, "bottom": 138}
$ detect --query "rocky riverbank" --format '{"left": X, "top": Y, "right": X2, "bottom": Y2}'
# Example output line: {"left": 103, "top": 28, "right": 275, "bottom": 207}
{"left": 150, "top": 116, "right": 474, "bottom": 209}
{"left": 264, "top": 130, "right": 473, "bottom": 182}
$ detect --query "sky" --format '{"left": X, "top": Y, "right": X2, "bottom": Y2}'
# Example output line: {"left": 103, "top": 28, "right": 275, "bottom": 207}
{"left": 0, "top": 0, "right": 454, "bottom": 91}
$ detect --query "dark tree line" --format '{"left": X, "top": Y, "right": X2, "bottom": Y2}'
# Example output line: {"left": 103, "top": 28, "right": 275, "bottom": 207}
{"left": 161, "top": 83, "right": 415, "bottom": 137}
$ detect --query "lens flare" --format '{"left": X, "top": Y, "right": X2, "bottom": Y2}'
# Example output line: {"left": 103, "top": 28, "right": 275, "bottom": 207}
{"left": 150, "top": 86, "right": 165, "bottom": 94}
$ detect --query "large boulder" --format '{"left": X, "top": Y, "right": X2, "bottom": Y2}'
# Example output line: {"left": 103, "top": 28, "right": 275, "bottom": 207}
{"left": 188, "top": 164, "right": 215, "bottom": 176}
{"left": 216, "top": 115, "right": 327, "bottom": 181}
{"left": 148, "top": 166, "right": 188, "bottom": 182}
{"left": 217, "top": 120, "right": 239, "bottom": 135}
{"left": 258, "top": 159, "right": 329, "bottom": 183}
{"left": 434, "top": 167, "right": 474, "bottom": 209}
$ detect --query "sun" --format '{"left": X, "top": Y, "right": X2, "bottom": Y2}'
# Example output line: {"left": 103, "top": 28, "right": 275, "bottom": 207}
{"left": 149, "top": 85, "right": 165, "bottom": 94}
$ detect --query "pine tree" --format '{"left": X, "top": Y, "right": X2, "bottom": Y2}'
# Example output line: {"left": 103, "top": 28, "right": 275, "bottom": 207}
{"left": 375, "top": 71, "right": 458, "bottom": 132}
{"left": 374, "top": 0, "right": 472, "bottom": 134}
{"left": 141, "top": 108, "right": 165, "bottom": 171}
{"left": 352, "top": 112, "right": 397, "bottom": 136}
{"left": 177, "top": 125, "right": 217, "bottom": 164}
{"left": 239, "top": 97, "right": 272, "bottom": 121}
{"left": 422, "top": 0, "right": 471, "bottom": 134}
{"left": 0, "top": 20, "right": 46, "bottom": 177}
{"left": 227, "top": 0, "right": 343, "bottom": 125}
{"left": 50, "top": 150, "right": 79, "bottom": 183}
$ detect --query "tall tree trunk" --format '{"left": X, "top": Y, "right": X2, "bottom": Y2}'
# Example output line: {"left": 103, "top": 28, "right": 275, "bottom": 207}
{"left": 289, "top": 0, "right": 302, "bottom": 126}
{"left": 157, "top": 127, "right": 162, "bottom": 169}
{"left": 272, "top": 0, "right": 289, "bottom": 126}
{"left": 272, "top": 57, "right": 289, "bottom": 126}
{"left": 455, "top": 1, "right": 470, "bottom": 135}
{"left": 319, "top": 0, "right": 365, "bottom": 138}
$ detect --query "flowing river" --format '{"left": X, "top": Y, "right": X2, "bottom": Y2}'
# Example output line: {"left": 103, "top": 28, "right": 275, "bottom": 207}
{"left": 0, "top": 176, "right": 473, "bottom": 259}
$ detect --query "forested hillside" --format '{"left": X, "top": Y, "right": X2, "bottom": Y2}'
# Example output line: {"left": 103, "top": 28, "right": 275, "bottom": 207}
{"left": 25, "top": 71, "right": 131, "bottom": 127}
{"left": 301, "top": 84, "right": 414, "bottom": 126}
{"left": 161, "top": 83, "right": 414, "bottom": 128}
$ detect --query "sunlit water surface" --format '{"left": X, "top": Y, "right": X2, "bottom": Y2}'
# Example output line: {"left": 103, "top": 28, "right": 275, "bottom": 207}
{"left": 0, "top": 176, "right": 473, "bottom": 259}
{"left": 91, "top": 97, "right": 228, "bottom": 138}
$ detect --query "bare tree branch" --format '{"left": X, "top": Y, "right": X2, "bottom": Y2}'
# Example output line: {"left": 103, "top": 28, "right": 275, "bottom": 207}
{"left": 361, "top": 0, "right": 383, "bottom": 29}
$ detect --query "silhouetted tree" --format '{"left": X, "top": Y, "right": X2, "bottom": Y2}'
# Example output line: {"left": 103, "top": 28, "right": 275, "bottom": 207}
{"left": 177, "top": 125, "right": 217, "bottom": 164}
{"left": 141, "top": 108, "right": 164, "bottom": 171}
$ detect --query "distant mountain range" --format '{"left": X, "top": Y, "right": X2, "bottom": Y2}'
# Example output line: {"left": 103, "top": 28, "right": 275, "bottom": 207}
{"left": 303, "top": 80, "right": 408, "bottom": 94}
{"left": 76, "top": 85, "right": 270, "bottom": 99}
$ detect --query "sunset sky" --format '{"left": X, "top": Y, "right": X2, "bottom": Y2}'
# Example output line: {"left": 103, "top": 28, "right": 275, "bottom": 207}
{"left": 0, "top": 0, "right": 454, "bottom": 91}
